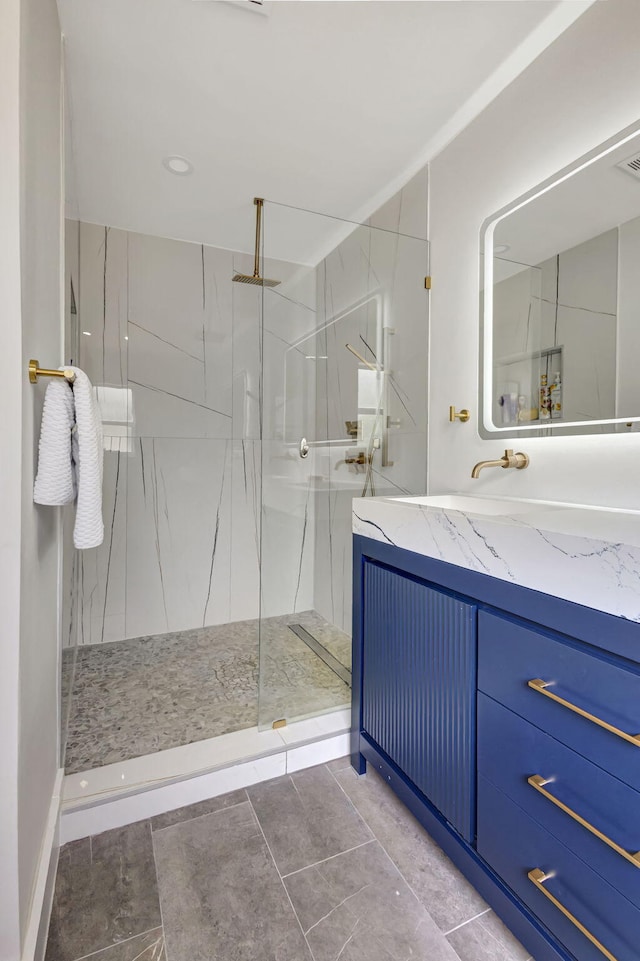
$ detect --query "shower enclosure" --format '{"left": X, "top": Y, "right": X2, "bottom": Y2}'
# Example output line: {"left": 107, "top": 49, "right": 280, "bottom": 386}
{"left": 60, "top": 174, "right": 429, "bottom": 778}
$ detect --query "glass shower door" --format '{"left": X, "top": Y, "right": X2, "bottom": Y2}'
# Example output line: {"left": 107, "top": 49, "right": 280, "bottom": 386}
{"left": 258, "top": 196, "right": 429, "bottom": 730}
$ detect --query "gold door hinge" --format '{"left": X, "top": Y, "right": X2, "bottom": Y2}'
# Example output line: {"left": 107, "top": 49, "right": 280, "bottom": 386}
{"left": 272, "top": 718, "right": 287, "bottom": 729}
{"left": 424, "top": 276, "right": 432, "bottom": 290}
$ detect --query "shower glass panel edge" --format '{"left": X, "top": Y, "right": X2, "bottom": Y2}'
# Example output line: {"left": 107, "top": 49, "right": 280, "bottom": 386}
{"left": 258, "top": 199, "right": 429, "bottom": 731}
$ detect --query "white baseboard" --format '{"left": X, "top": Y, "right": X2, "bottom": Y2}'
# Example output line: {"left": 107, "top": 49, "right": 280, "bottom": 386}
{"left": 60, "top": 714, "right": 351, "bottom": 843}
{"left": 21, "top": 768, "right": 64, "bottom": 961}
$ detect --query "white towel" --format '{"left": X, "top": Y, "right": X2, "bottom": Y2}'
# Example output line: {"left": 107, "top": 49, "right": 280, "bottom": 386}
{"left": 34, "top": 367, "right": 104, "bottom": 549}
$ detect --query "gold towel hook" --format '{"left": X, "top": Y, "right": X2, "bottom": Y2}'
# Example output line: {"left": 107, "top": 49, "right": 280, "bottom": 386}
{"left": 28, "top": 359, "right": 75, "bottom": 384}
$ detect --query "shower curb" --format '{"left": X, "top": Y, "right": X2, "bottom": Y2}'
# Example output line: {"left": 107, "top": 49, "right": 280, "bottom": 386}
{"left": 59, "top": 709, "right": 350, "bottom": 842}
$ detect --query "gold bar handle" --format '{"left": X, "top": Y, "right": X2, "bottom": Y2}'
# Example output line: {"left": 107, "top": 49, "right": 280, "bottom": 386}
{"left": 528, "top": 775, "right": 640, "bottom": 868}
{"left": 528, "top": 679, "right": 640, "bottom": 747}
{"left": 528, "top": 868, "right": 619, "bottom": 961}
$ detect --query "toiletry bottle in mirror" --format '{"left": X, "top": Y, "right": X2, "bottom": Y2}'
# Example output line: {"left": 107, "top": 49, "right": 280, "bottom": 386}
{"left": 550, "top": 371, "right": 562, "bottom": 419}
{"left": 539, "top": 373, "right": 551, "bottom": 421}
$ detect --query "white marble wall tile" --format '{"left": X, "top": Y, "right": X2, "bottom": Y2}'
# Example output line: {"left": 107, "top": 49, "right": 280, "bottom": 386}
{"left": 62, "top": 221, "right": 80, "bottom": 650}
{"left": 129, "top": 381, "right": 232, "bottom": 440}
{"left": 229, "top": 440, "right": 261, "bottom": 623}
{"left": 127, "top": 322, "right": 210, "bottom": 411}
{"left": 78, "top": 222, "right": 128, "bottom": 388}
{"left": 556, "top": 305, "right": 616, "bottom": 421}
{"left": 369, "top": 168, "right": 429, "bottom": 241}
{"left": 68, "top": 184, "right": 427, "bottom": 651}
{"left": 260, "top": 441, "right": 315, "bottom": 619}
{"left": 127, "top": 231, "right": 233, "bottom": 435}
{"left": 127, "top": 233, "right": 216, "bottom": 369}
{"left": 125, "top": 437, "right": 232, "bottom": 637}
{"left": 76, "top": 449, "right": 127, "bottom": 645}
{"left": 230, "top": 254, "right": 262, "bottom": 441}
{"left": 558, "top": 229, "right": 618, "bottom": 316}
{"left": 312, "top": 176, "right": 429, "bottom": 635}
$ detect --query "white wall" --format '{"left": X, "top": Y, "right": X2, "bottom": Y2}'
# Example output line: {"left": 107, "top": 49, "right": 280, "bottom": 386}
{"left": 18, "top": 0, "right": 63, "bottom": 943}
{"left": 0, "top": 0, "right": 62, "bottom": 955}
{"left": 0, "top": 2, "right": 25, "bottom": 955}
{"left": 429, "top": 0, "right": 640, "bottom": 507}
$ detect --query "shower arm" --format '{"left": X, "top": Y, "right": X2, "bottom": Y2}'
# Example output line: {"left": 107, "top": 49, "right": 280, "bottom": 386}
{"left": 253, "top": 197, "right": 263, "bottom": 279}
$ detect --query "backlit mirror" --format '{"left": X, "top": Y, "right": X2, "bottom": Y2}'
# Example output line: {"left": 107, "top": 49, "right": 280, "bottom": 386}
{"left": 481, "top": 120, "right": 640, "bottom": 436}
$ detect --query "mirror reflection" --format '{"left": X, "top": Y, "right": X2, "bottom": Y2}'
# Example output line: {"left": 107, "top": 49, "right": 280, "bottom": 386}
{"left": 484, "top": 123, "right": 640, "bottom": 434}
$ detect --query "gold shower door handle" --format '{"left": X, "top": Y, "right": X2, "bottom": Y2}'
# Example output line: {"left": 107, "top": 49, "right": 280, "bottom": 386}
{"left": 527, "top": 679, "right": 640, "bottom": 747}
{"left": 528, "top": 775, "right": 640, "bottom": 867}
{"left": 528, "top": 869, "right": 619, "bottom": 961}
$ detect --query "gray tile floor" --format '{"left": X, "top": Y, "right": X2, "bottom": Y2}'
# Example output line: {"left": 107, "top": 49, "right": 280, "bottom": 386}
{"left": 62, "top": 611, "right": 350, "bottom": 773}
{"left": 46, "top": 760, "right": 532, "bottom": 961}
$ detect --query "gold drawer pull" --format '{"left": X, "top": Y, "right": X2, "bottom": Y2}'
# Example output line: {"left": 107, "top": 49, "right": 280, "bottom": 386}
{"left": 528, "top": 775, "right": 640, "bottom": 868}
{"left": 528, "top": 868, "right": 619, "bottom": 961}
{"left": 528, "top": 679, "right": 640, "bottom": 747}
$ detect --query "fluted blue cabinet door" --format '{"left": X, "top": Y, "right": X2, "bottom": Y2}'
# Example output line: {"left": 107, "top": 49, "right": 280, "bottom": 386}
{"left": 362, "top": 560, "right": 477, "bottom": 841}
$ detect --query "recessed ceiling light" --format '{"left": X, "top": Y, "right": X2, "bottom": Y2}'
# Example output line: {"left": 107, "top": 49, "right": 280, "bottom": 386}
{"left": 82, "top": 331, "right": 92, "bottom": 336}
{"left": 162, "top": 155, "right": 194, "bottom": 176}
{"left": 494, "top": 243, "right": 511, "bottom": 254}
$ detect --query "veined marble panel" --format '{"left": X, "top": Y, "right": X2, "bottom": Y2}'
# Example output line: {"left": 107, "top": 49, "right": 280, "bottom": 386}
{"left": 229, "top": 440, "right": 261, "bottom": 623}
{"left": 260, "top": 441, "right": 315, "bottom": 619}
{"left": 125, "top": 437, "right": 232, "bottom": 638}
{"left": 75, "top": 448, "right": 127, "bottom": 646}
{"left": 312, "top": 174, "right": 429, "bottom": 636}
{"left": 369, "top": 167, "right": 429, "bottom": 240}
{"left": 78, "top": 222, "right": 128, "bottom": 388}
{"left": 353, "top": 496, "right": 640, "bottom": 622}
{"left": 127, "top": 232, "right": 234, "bottom": 435}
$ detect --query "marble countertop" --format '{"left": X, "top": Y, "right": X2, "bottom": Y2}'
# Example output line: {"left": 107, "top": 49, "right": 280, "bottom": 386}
{"left": 352, "top": 493, "right": 640, "bottom": 622}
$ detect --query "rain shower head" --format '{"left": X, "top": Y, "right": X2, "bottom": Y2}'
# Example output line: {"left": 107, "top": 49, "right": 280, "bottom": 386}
{"left": 231, "top": 273, "right": 280, "bottom": 287}
{"left": 232, "top": 198, "right": 281, "bottom": 287}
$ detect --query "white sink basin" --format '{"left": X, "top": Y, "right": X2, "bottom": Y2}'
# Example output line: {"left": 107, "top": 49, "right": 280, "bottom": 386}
{"left": 391, "top": 494, "right": 548, "bottom": 516}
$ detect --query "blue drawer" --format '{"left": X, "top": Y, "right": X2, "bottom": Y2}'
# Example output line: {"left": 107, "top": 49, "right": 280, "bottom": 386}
{"left": 478, "top": 693, "right": 640, "bottom": 909}
{"left": 478, "top": 775, "right": 640, "bottom": 961}
{"left": 478, "top": 610, "right": 640, "bottom": 792}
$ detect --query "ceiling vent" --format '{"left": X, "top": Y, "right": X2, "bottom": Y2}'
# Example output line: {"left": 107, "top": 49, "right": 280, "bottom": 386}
{"left": 616, "top": 152, "right": 640, "bottom": 181}
{"left": 193, "top": 0, "right": 270, "bottom": 15}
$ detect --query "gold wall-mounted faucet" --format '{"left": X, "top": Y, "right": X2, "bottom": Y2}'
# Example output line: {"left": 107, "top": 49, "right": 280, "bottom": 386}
{"left": 471, "top": 449, "right": 529, "bottom": 479}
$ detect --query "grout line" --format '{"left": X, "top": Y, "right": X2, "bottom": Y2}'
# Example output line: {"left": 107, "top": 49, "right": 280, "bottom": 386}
{"left": 245, "top": 795, "right": 318, "bottom": 960}
{"left": 443, "top": 907, "right": 492, "bottom": 937}
{"left": 70, "top": 926, "right": 163, "bottom": 961}
{"left": 150, "top": 794, "right": 250, "bottom": 834}
{"left": 149, "top": 820, "right": 171, "bottom": 961}
{"left": 328, "top": 764, "right": 476, "bottom": 939}
{"left": 281, "top": 839, "right": 376, "bottom": 880}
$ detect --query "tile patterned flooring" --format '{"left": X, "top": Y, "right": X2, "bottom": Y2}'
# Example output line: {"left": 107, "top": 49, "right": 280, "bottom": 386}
{"left": 62, "top": 611, "right": 350, "bottom": 773}
{"left": 46, "top": 760, "right": 532, "bottom": 961}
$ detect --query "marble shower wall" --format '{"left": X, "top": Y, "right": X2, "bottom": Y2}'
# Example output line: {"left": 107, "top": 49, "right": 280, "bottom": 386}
{"left": 260, "top": 261, "right": 319, "bottom": 621}
{"left": 65, "top": 222, "right": 308, "bottom": 645}
{"left": 312, "top": 170, "right": 430, "bottom": 633}
{"left": 65, "top": 179, "right": 428, "bottom": 647}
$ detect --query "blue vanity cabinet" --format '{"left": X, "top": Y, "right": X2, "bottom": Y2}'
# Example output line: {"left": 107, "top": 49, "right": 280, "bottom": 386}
{"left": 360, "top": 559, "right": 477, "bottom": 841}
{"left": 352, "top": 534, "right": 640, "bottom": 961}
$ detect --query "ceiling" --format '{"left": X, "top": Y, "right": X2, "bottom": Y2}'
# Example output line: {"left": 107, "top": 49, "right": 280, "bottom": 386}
{"left": 58, "top": 0, "right": 593, "bottom": 264}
